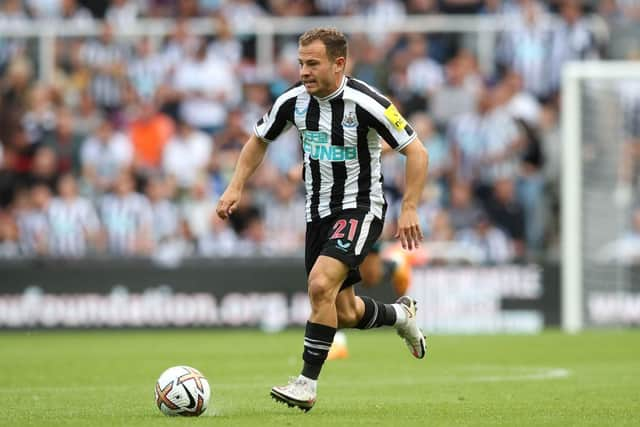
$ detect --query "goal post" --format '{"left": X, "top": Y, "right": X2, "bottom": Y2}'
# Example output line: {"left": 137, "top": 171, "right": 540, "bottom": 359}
{"left": 562, "top": 61, "right": 640, "bottom": 333}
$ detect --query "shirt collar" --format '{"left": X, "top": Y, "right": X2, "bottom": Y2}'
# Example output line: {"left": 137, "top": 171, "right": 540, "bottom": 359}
{"left": 314, "top": 75, "right": 347, "bottom": 102}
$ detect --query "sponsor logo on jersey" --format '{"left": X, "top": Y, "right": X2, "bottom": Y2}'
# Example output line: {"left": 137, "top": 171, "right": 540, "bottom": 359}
{"left": 302, "top": 130, "right": 357, "bottom": 161}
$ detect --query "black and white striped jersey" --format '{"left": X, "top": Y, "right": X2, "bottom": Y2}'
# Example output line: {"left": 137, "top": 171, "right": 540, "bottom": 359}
{"left": 100, "top": 192, "right": 153, "bottom": 255}
{"left": 254, "top": 76, "right": 416, "bottom": 222}
{"left": 47, "top": 197, "right": 100, "bottom": 258}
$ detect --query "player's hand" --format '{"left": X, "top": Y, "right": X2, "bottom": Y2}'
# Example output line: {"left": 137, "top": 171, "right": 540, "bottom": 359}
{"left": 395, "top": 207, "right": 423, "bottom": 251}
{"left": 216, "top": 187, "right": 241, "bottom": 219}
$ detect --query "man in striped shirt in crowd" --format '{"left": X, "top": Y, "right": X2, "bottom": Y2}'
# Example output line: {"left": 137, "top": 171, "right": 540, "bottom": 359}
{"left": 216, "top": 27, "right": 429, "bottom": 411}
{"left": 47, "top": 173, "right": 100, "bottom": 258}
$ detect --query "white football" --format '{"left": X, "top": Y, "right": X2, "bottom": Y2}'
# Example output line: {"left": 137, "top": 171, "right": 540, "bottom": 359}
{"left": 155, "top": 366, "right": 211, "bottom": 416}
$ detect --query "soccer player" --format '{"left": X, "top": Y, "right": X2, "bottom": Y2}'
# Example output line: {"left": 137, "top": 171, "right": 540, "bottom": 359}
{"left": 216, "top": 27, "right": 428, "bottom": 412}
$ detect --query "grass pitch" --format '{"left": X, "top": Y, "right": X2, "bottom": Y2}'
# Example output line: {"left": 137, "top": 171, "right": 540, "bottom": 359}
{"left": 1, "top": 329, "right": 639, "bottom": 426}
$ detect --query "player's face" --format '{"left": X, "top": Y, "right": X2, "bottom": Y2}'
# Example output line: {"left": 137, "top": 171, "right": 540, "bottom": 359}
{"left": 298, "top": 40, "right": 344, "bottom": 98}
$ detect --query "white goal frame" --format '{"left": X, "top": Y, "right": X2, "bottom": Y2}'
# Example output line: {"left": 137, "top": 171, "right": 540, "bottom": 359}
{"left": 561, "top": 61, "right": 640, "bottom": 333}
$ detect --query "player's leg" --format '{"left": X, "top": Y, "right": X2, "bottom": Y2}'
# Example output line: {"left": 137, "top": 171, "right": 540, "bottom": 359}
{"left": 359, "top": 251, "right": 384, "bottom": 287}
{"left": 334, "top": 285, "right": 426, "bottom": 359}
{"left": 271, "top": 217, "right": 349, "bottom": 411}
{"left": 326, "top": 210, "right": 425, "bottom": 358}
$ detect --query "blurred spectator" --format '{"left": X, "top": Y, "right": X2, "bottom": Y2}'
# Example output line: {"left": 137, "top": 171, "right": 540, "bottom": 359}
{"left": 73, "top": 92, "right": 103, "bottom": 139}
{"left": 207, "top": 14, "right": 242, "bottom": 69}
{"left": 484, "top": 177, "right": 526, "bottom": 258}
{"left": 315, "top": 0, "right": 360, "bottom": 15}
{"left": 457, "top": 210, "right": 514, "bottom": 264}
{"left": 47, "top": 173, "right": 100, "bottom": 257}
{"left": 448, "top": 180, "right": 483, "bottom": 231}
{"left": 269, "top": 0, "right": 314, "bottom": 16}
{"left": 0, "top": 0, "right": 29, "bottom": 25}
{"left": 128, "top": 37, "right": 171, "bottom": 102}
{"left": 497, "top": 0, "right": 554, "bottom": 100}
{"left": 159, "top": 20, "right": 199, "bottom": 80}
{"left": 549, "top": 0, "right": 599, "bottom": 94}
{"left": 405, "top": 34, "right": 445, "bottom": 99}
{"left": 406, "top": 0, "right": 438, "bottom": 14}
{"left": 263, "top": 176, "right": 305, "bottom": 254}
{"left": 26, "top": 0, "right": 62, "bottom": 18}
{"left": 198, "top": 210, "right": 238, "bottom": 256}
{"left": 1, "top": 57, "right": 34, "bottom": 119}
{"left": 0, "top": 146, "right": 20, "bottom": 208}
{"left": 233, "top": 207, "right": 271, "bottom": 256}
{"left": 220, "top": 0, "right": 265, "bottom": 38}
{"left": 171, "top": 38, "right": 238, "bottom": 133}
{"left": 105, "top": 0, "right": 139, "bottom": 27}
{"left": 79, "top": 23, "right": 130, "bottom": 112}
{"left": 241, "top": 81, "right": 271, "bottom": 134}
{"left": 439, "top": 0, "right": 484, "bottom": 14}
{"left": 145, "top": 174, "right": 180, "bottom": 246}
{"left": 265, "top": 127, "right": 301, "bottom": 180}
{"left": 429, "top": 210, "right": 455, "bottom": 242}
{"left": 59, "top": 0, "right": 93, "bottom": 25}
{"left": 182, "top": 176, "right": 217, "bottom": 242}
{"left": 22, "top": 84, "right": 57, "bottom": 146}
{"left": 5, "top": 126, "right": 33, "bottom": 181}
{"left": 81, "top": 117, "right": 133, "bottom": 195}
{"left": 0, "top": 210, "right": 20, "bottom": 258}
{"left": 349, "top": 34, "right": 387, "bottom": 91}
{"left": 162, "top": 118, "right": 212, "bottom": 191}
{"left": 215, "top": 109, "right": 248, "bottom": 152}
{"left": 361, "top": 0, "right": 407, "bottom": 32}
{"left": 0, "top": 0, "right": 29, "bottom": 73}
{"left": 27, "top": 145, "right": 60, "bottom": 191}
{"left": 99, "top": 171, "right": 153, "bottom": 255}
{"left": 410, "top": 112, "right": 451, "bottom": 183}
{"left": 128, "top": 100, "right": 175, "bottom": 176}
{"left": 430, "top": 51, "right": 482, "bottom": 127}
{"left": 42, "top": 108, "right": 84, "bottom": 175}
{"left": 16, "top": 184, "right": 50, "bottom": 256}
{"left": 177, "top": 0, "right": 202, "bottom": 18}
{"left": 449, "top": 85, "right": 524, "bottom": 190}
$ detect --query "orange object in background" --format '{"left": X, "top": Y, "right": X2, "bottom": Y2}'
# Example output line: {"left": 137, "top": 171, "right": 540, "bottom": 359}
{"left": 130, "top": 110, "right": 174, "bottom": 170}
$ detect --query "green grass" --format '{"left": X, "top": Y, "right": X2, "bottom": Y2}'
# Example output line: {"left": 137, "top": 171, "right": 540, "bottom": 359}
{"left": 1, "top": 329, "right": 639, "bottom": 426}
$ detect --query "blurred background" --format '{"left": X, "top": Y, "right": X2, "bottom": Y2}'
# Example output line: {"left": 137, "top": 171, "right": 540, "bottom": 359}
{"left": 0, "top": 0, "right": 639, "bottom": 333}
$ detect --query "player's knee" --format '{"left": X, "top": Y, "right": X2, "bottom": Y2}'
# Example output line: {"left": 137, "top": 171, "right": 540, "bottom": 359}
{"left": 307, "top": 275, "right": 335, "bottom": 307}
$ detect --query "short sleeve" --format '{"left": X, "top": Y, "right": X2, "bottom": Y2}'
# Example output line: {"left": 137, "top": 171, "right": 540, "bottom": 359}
{"left": 254, "top": 94, "right": 297, "bottom": 143}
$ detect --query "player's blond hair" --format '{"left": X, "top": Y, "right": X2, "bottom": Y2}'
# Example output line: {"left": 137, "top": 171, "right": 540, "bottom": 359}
{"left": 299, "top": 27, "right": 348, "bottom": 61}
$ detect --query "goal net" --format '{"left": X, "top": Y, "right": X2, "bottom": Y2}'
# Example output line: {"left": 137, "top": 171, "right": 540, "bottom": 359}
{"left": 562, "top": 61, "right": 640, "bottom": 332}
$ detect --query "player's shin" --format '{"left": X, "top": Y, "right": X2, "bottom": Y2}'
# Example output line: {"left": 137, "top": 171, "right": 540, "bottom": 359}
{"left": 301, "top": 321, "right": 336, "bottom": 380}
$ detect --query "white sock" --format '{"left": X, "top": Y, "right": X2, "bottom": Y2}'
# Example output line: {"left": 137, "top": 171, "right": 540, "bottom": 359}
{"left": 392, "top": 303, "right": 408, "bottom": 326}
{"left": 298, "top": 375, "right": 318, "bottom": 392}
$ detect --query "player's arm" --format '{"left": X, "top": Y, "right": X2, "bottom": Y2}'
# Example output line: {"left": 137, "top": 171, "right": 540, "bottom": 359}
{"left": 398, "top": 139, "right": 429, "bottom": 250}
{"left": 216, "top": 134, "right": 268, "bottom": 219}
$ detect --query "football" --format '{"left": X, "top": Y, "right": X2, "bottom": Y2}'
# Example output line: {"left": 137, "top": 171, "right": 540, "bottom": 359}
{"left": 155, "top": 366, "right": 211, "bottom": 416}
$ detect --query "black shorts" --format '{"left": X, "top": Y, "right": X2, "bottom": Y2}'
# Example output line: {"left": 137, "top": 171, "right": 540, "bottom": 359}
{"left": 305, "top": 209, "right": 384, "bottom": 290}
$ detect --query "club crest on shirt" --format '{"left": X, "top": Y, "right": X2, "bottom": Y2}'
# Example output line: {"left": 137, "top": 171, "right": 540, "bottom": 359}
{"left": 342, "top": 111, "right": 358, "bottom": 128}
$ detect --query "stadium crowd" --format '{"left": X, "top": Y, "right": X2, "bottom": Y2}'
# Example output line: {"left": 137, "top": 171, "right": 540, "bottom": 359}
{"left": 0, "top": 0, "right": 639, "bottom": 264}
